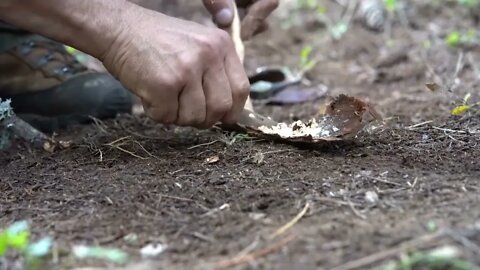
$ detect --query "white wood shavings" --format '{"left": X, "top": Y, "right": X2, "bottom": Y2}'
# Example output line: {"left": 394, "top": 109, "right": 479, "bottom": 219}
{"left": 258, "top": 118, "right": 339, "bottom": 139}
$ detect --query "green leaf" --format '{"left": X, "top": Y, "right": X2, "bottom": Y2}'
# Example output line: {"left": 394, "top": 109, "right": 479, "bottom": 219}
{"left": 6, "top": 221, "right": 29, "bottom": 250}
{"left": 25, "top": 237, "right": 53, "bottom": 257}
{"left": 317, "top": 5, "right": 327, "bottom": 14}
{"left": 73, "top": 245, "right": 129, "bottom": 264}
{"left": 0, "top": 231, "right": 8, "bottom": 255}
{"left": 445, "top": 31, "right": 460, "bottom": 47}
{"left": 383, "top": 0, "right": 397, "bottom": 12}
{"left": 303, "top": 60, "right": 318, "bottom": 72}
{"left": 451, "top": 104, "right": 470, "bottom": 115}
{"left": 300, "top": 45, "right": 313, "bottom": 67}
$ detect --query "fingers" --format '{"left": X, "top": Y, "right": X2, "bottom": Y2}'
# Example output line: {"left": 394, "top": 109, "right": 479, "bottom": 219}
{"left": 222, "top": 46, "right": 250, "bottom": 124}
{"left": 241, "top": 0, "right": 279, "bottom": 40}
{"left": 143, "top": 95, "right": 178, "bottom": 125}
{"left": 202, "top": 0, "right": 235, "bottom": 27}
{"left": 202, "top": 66, "right": 233, "bottom": 128}
{"left": 176, "top": 80, "right": 207, "bottom": 127}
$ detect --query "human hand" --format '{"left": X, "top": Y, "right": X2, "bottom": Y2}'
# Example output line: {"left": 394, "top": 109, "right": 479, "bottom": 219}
{"left": 203, "top": 0, "right": 279, "bottom": 40}
{"left": 102, "top": 7, "right": 249, "bottom": 128}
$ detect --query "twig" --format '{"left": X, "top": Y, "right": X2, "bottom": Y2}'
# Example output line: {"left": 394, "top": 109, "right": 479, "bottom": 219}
{"left": 104, "top": 136, "right": 148, "bottom": 159}
{"left": 1, "top": 111, "right": 69, "bottom": 152}
{"left": 445, "top": 229, "right": 480, "bottom": 256}
{"left": 160, "top": 194, "right": 196, "bottom": 202}
{"left": 405, "top": 120, "right": 434, "bottom": 129}
{"left": 133, "top": 140, "right": 159, "bottom": 159}
{"left": 270, "top": 202, "right": 310, "bottom": 239}
{"left": 432, "top": 126, "right": 468, "bottom": 134}
{"left": 365, "top": 175, "right": 403, "bottom": 187}
{"left": 215, "top": 234, "right": 296, "bottom": 269}
{"left": 330, "top": 231, "right": 445, "bottom": 270}
{"left": 187, "top": 140, "right": 220, "bottom": 150}
{"left": 347, "top": 199, "right": 366, "bottom": 220}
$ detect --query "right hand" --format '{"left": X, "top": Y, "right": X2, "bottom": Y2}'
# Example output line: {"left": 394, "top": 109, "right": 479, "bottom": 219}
{"left": 102, "top": 7, "right": 250, "bottom": 128}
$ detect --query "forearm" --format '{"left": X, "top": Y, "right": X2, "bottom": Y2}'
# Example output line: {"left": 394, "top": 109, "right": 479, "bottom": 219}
{"left": 0, "top": 0, "right": 136, "bottom": 60}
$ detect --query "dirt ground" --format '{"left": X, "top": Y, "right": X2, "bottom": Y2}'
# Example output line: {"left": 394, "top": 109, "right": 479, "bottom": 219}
{"left": 2, "top": 1, "right": 480, "bottom": 269}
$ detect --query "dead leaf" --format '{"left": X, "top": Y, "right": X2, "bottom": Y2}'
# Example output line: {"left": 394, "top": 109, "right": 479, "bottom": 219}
{"left": 206, "top": 155, "right": 220, "bottom": 164}
{"left": 425, "top": 82, "right": 441, "bottom": 92}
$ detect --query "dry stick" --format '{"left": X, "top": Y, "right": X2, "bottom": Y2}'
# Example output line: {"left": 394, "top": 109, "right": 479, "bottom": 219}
{"left": 227, "top": 3, "right": 254, "bottom": 112}
{"left": 215, "top": 233, "right": 296, "bottom": 269}
{"left": 1, "top": 112, "right": 68, "bottom": 152}
{"left": 270, "top": 202, "right": 310, "bottom": 239}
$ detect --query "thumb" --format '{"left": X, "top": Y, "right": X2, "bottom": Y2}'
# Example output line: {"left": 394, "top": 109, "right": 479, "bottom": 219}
{"left": 202, "top": 0, "right": 235, "bottom": 27}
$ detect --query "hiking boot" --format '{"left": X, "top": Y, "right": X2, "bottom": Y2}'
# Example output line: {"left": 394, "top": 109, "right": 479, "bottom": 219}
{"left": 0, "top": 35, "right": 133, "bottom": 132}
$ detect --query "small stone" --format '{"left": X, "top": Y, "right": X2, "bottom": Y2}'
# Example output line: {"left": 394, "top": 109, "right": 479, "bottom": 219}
{"left": 365, "top": 191, "right": 379, "bottom": 204}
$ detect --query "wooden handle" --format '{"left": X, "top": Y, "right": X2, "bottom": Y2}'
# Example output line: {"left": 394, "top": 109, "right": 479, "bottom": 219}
{"left": 227, "top": 3, "right": 245, "bottom": 63}
{"left": 226, "top": 2, "right": 255, "bottom": 111}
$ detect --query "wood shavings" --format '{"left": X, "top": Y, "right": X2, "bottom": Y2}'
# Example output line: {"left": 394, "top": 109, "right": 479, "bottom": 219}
{"left": 245, "top": 95, "right": 382, "bottom": 144}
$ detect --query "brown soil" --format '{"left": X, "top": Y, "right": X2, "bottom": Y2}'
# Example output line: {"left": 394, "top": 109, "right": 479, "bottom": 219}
{"left": 2, "top": 1, "right": 480, "bottom": 269}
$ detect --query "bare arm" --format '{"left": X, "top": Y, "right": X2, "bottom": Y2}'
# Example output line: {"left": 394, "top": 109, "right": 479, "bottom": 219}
{"left": 0, "top": 0, "right": 250, "bottom": 128}
{"left": 0, "top": 0, "right": 134, "bottom": 60}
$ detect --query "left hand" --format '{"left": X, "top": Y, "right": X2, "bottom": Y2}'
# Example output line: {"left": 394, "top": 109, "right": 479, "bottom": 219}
{"left": 202, "top": 0, "right": 279, "bottom": 40}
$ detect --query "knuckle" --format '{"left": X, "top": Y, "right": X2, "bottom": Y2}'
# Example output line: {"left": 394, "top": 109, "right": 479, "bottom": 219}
{"left": 215, "top": 30, "right": 231, "bottom": 45}
{"left": 211, "top": 98, "right": 233, "bottom": 115}
{"left": 270, "top": 0, "right": 280, "bottom": 8}
{"left": 147, "top": 107, "right": 176, "bottom": 124}
{"left": 177, "top": 55, "right": 195, "bottom": 75}
{"left": 234, "top": 78, "right": 251, "bottom": 99}
{"left": 197, "top": 31, "right": 227, "bottom": 59}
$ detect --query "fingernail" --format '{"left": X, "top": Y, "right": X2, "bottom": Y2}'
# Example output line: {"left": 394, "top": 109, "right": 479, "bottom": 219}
{"left": 215, "top": 9, "right": 233, "bottom": 26}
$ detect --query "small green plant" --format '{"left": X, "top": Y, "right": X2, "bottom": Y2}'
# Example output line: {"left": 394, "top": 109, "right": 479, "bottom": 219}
{"left": 372, "top": 246, "right": 474, "bottom": 270}
{"left": 451, "top": 93, "right": 480, "bottom": 115}
{"left": 383, "top": 0, "right": 397, "bottom": 12}
{"left": 299, "top": 45, "right": 318, "bottom": 73}
{"left": 0, "top": 221, "right": 53, "bottom": 269}
{"left": 0, "top": 221, "right": 130, "bottom": 268}
{"left": 457, "top": 0, "right": 480, "bottom": 7}
{"left": 445, "top": 29, "right": 477, "bottom": 48}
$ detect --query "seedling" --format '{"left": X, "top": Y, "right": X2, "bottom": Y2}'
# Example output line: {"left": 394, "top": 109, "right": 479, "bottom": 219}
{"left": 451, "top": 93, "right": 480, "bottom": 115}
{"left": 445, "top": 29, "right": 477, "bottom": 48}
{"left": 299, "top": 45, "right": 318, "bottom": 74}
{"left": 372, "top": 246, "right": 474, "bottom": 270}
{"left": 383, "top": 0, "right": 397, "bottom": 12}
{"left": 0, "top": 221, "right": 53, "bottom": 269}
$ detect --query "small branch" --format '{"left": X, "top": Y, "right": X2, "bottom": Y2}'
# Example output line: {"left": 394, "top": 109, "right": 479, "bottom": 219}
{"left": 270, "top": 202, "right": 310, "bottom": 239}
{"left": 215, "top": 234, "right": 296, "bottom": 269}
{"left": 1, "top": 112, "right": 69, "bottom": 152}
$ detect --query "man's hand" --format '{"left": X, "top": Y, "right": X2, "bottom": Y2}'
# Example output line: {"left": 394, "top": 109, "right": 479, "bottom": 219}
{"left": 203, "top": 0, "right": 279, "bottom": 40}
{"left": 0, "top": 0, "right": 250, "bottom": 128}
{"left": 103, "top": 7, "right": 250, "bottom": 128}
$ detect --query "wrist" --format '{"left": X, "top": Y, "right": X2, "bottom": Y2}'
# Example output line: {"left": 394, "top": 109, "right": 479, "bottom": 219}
{"left": 66, "top": 0, "right": 137, "bottom": 61}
